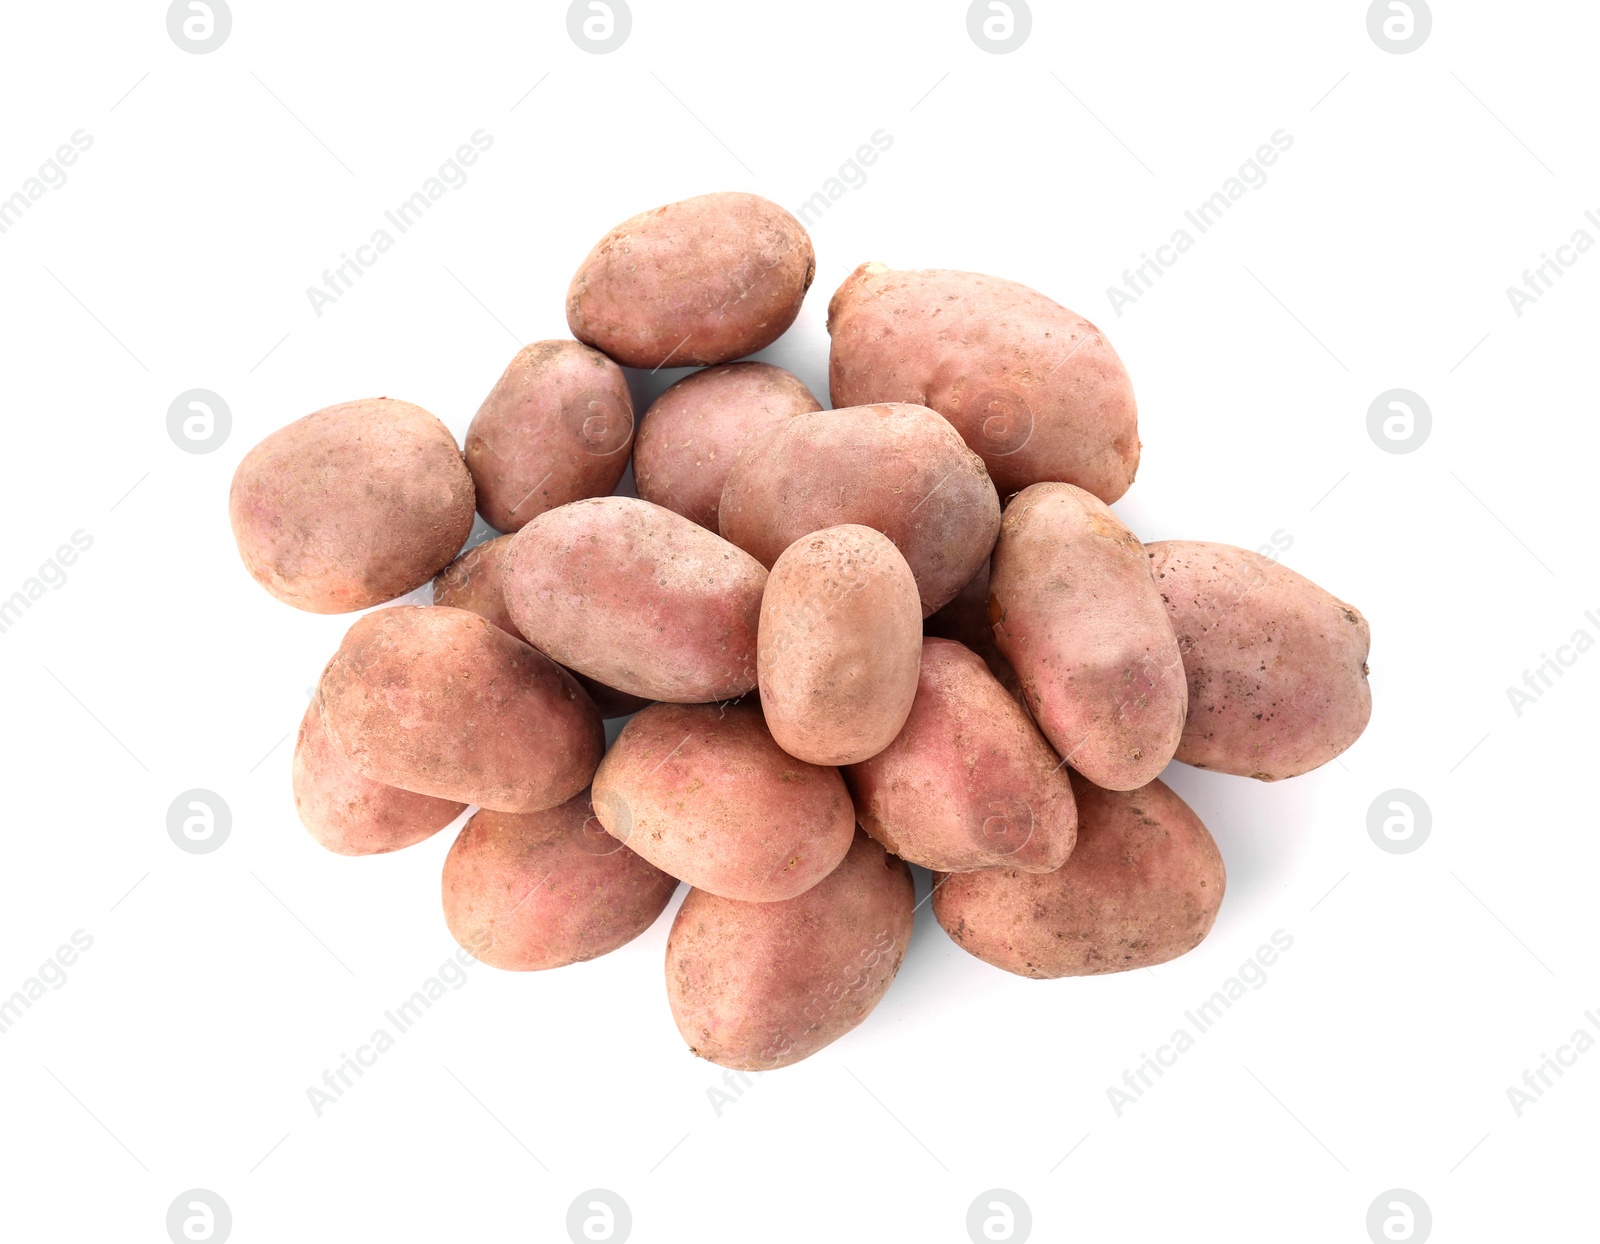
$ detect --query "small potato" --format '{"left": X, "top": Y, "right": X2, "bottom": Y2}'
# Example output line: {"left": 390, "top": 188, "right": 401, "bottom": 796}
{"left": 828, "top": 264, "right": 1140, "bottom": 503}
{"left": 1147, "top": 541, "right": 1372, "bottom": 780}
{"left": 666, "top": 831, "right": 914, "bottom": 1070}
{"left": 441, "top": 792, "right": 678, "bottom": 971}
{"left": 592, "top": 702, "right": 854, "bottom": 903}
{"left": 292, "top": 696, "right": 464, "bottom": 856}
{"left": 758, "top": 525, "right": 922, "bottom": 766}
{"left": 720, "top": 403, "right": 1000, "bottom": 616}
{"left": 567, "top": 192, "right": 815, "bottom": 369}
{"left": 464, "top": 340, "right": 635, "bottom": 533}
{"left": 634, "top": 362, "right": 822, "bottom": 531}
{"left": 934, "top": 774, "right": 1225, "bottom": 978}
{"left": 319, "top": 606, "right": 603, "bottom": 813}
{"left": 990, "top": 483, "right": 1186, "bottom": 791}
{"left": 503, "top": 497, "right": 766, "bottom": 704}
{"left": 845, "top": 639, "right": 1077, "bottom": 873}
{"left": 229, "top": 397, "right": 474, "bottom": 613}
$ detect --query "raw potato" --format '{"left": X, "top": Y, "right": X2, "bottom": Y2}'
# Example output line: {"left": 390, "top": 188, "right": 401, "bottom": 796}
{"left": 719, "top": 402, "right": 1001, "bottom": 616}
{"left": 989, "top": 483, "right": 1186, "bottom": 791}
{"left": 758, "top": 525, "right": 922, "bottom": 766}
{"left": 464, "top": 340, "right": 635, "bottom": 533}
{"left": 592, "top": 702, "right": 854, "bottom": 903}
{"left": 634, "top": 362, "right": 822, "bottom": 531}
{"left": 845, "top": 638, "right": 1077, "bottom": 873}
{"left": 934, "top": 774, "right": 1225, "bottom": 978}
{"left": 502, "top": 497, "right": 767, "bottom": 703}
{"left": 292, "top": 696, "right": 464, "bottom": 856}
{"left": 666, "top": 831, "right": 914, "bottom": 1070}
{"left": 319, "top": 606, "right": 604, "bottom": 813}
{"left": 1147, "top": 541, "right": 1372, "bottom": 780}
{"left": 567, "top": 192, "right": 816, "bottom": 369}
{"left": 828, "top": 264, "right": 1140, "bottom": 503}
{"left": 441, "top": 792, "right": 678, "bottom": 971}
{"left": 229, "top": 397, "right": 475, "bottom": 613}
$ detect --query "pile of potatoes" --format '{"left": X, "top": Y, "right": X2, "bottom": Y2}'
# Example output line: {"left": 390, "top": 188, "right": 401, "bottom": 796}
{"left": 233, "top": 192, "right": 1373, "bottom": 1071}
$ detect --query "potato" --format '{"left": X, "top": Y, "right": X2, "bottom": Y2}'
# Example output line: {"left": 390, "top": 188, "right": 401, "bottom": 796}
{"left": 229, "top": 397, "right": 474, "bottom": 613}
{"left": 934, "top": 774, "right": 1225, "bottom": 978}
{"left": 989, "top": 483, "right": 1186, "bottom": 791}
{"left": 441, "top": 792, "right": 678, "bottom": 971}
{"left": 923, "top": 558, "right": 1021, "bottom": 699}
{"left": 665, "top": 831, "right": 914, "bottom": 1070}
{"left": 719, "top": 402, "right": 1000, "bottom": 616}
{"left": 844, "top": 638, "right": 1076, "bottom": 873}
{"left": 503, "top": 497, "right": 766, "bottom": 704}
{"left": 634, "top": 362, "right": 822, "bottom": 531}
{"left": 292, "top": 696, "right": 464, "bottom": 856}
{"left": 319, "top": 606, "right": 603, "bottom": 813}
{"left": 592, "top": 702, "right": 854, "bottom": 902}
{"left": 828, "top": 264, "right": 1140, "bottom": 503}
{"left": 463, "top": 340, "right": 634, "bottom": 533}
{"left": 567, "top": 192, "right": 815, "bottom": 369}
{"left": 1147, "top": 541, "right": 1372, "bottom": 780}
{"left": 758, "top": 525, "right": 922, "bottom": 766}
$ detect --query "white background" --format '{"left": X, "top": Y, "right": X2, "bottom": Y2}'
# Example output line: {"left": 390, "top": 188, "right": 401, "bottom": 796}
{"left": 1, "top": 1, "right": 1596, "bottom": 1241}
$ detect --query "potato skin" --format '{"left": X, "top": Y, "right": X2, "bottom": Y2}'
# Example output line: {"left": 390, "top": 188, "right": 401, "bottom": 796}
{"left": 934, "top": 775, "right": 1225, "bottom": 978}
{"left": 828, "top": 264, "right": 1140, "bottom": 503}
{"left": 502, "top": 497, "right": 767, "bottom": 704}
{"left": 441, "top": 792, "right": 678, "bottom": 971}
{"left": 845, "top": 639, "right": 1076, "bottom": 873}
{"left": 666, "top": 832, "right": 914, "bottom": 1070}
{"left": 989, "top": 483, "right": 1186, "bottom": 791}
{"left": 1147, "top": 541, "right": 1372, "bottom": 780}
{"left": 758, "top": 525, "right": 923, "bottom": 766}
{"left": 592, "top": 702, "right": 854, "bottom": 902}
{"left": 720, "top": 402, "right": 1000, "bottom": 616}
{"left": 567, "top": 192, "right": 816, "bottom": 369}
{"left": 229, "top": 397, "right": 475, "bottom": 613}
{"left": 319, "top": 606, "right": 604, "bottom": 813}
{"left": 634, "top": 362, "right": 822, "bottom": 531}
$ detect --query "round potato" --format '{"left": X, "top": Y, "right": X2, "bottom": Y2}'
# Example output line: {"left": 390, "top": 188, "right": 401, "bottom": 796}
{"left": 229, "top": 397, "right": 474, "bottom": 613}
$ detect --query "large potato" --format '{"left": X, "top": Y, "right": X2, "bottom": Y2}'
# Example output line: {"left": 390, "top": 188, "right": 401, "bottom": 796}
{"left": 634, "top": 362, "right": 822, "bottom": 531}
{"left": 229, "top": 397, "right": 474, "bottom": 613}
{"left": 666, "top": 832, "right": 914, "bottom": 1070}
{"left": 720, "top": 402, "right": 1000, "bottom": 616}
{"left": 592, "top": 702, "right": 854, "bottom": 902}
{"left": 828, "top": 264, "right": 1139, "bottom": 502}
{"left": 319, "top": 606, "right": 603, "bottom": 813}
{"left": 934, "top": 774, "right": 1225, "bottom": 978}
{"left": 464, "top": 341, "right": 634, "bottom": 533}
{"left": 758, "top": 525, "right": 922, "bottom": 766}
{"left": 989, "top": 483, "right": 1186, "bottom": 791}
{"left": 502, "top": 497, "right": 766, "bottom": 703}
{"left": 1148, "top": 541, "right": 1372, "bottom": 780}
{"left": 845, "top": 638, "right": 1076, "bottom": 873}
{"left": 441, "top": 792, "right": 678, "bottom": 971}
{"left": 567, "top": 192, "right": 815, "bottom": 369}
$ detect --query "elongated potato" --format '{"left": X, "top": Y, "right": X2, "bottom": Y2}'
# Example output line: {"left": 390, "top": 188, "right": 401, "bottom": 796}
{"left": 229, "top": 397, "right": 474, "bottom": 613}
{"left": 934, "top": 775, "right": 1225, "bottom": 978}
{"left": 441, "top": 792, "right": 678, "bottom": 971}
{"left": 666, "top": 832, "right": 914, "bottom": 1070}
{"left": 828, "top": 264, "right": 1139, "bottom": 502}
{"left": 319, "top": 606, "right": 604, "bottom": 813}
{"left": 845, "top": 639, "right": 1076, "bottom": 873}
{"left": 567, "top": 192, "right": 815, "bottom": 368}
{"left": 989, "top": 483, "right": 1186, "bottom": 790}
{"left": 1147, "top": 541, "right": 1372, "bottom": 780}
{"left": 464, "top": 340, "right": 635, "bottom": 533}
{"left": 719, "top": 402, "right": 1000, "bottom": 616}
{"left": 503, "top": 497, "right": 766, "bottom": 703}
{"left": 592, "top": 702, "right": 854, "bottom": 902}
{"left": 758, "top": 525, "right": 922, "bottom": 766}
